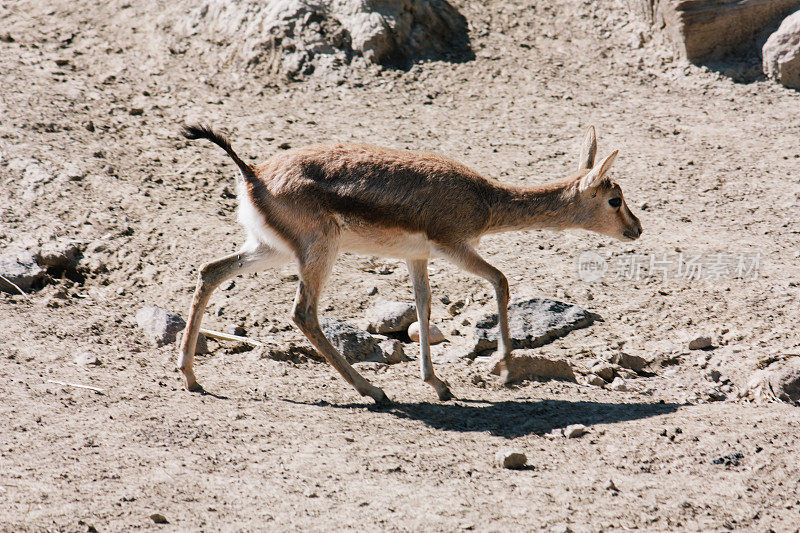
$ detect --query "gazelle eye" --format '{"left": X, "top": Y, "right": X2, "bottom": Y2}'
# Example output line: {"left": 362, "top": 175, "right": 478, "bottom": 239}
{"left": 608, "top": 198, "right": 622, "bottom": 208}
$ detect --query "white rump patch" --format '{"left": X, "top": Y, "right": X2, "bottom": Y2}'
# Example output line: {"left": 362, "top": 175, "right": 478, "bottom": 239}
{"left": 236, "top": 179, "right": 294, "bottom": 255}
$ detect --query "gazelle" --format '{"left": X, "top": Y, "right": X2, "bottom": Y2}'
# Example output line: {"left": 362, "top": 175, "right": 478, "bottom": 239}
{"left": 178, "top": 125, "right": 641, "bottom": 404}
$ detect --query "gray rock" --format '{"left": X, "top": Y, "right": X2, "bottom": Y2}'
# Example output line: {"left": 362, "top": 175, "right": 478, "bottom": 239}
{"left": 763, "top": 9, "right": 800, "bottom": 89}
{"left": 378, "top": 338, "right": 408, "bottom": 364}
{"left": 364, "top": 300, "right": 416, "bottom": 334}
{"left": 769, "top": 367, "right": 800, "bottom": 403}
{"left": 707, "top": 387, "right": 727, "bottom": 402}
{"left": 226, "top": 325, "right": 247, "bottom": 336}
{"left": 745, "top": 363, "right": 800, "bottom": 404}
{"left": 35, "top": 241, "right": 81, "bottom": 269}
{"left": 688, "top": 335, "right": 713, "bottom": 350}
{"left": 320, "top": 317, "right": 384, "bottom": 363}
{"left": 58, "top": 162, "right": 84, "bottom": 181}
{"left": 490, "top": 353, "right": 576, "bottom": 384}
{"left": 616, "top": 368, "right": 640, "bottom": 380}
{"left": 0, "top": 250, "right": 45, "bottom": 294}
{"left": 564, "top": 424, "right": 588, "bottom": 438}
{"left": 591, "top": 362, "right": 616, "bottom": 382}
{"left": 494, "top": 449, "right": 527, "bottom": 469}
{"left": 471, "top": 298, "right": 597, "bottom": 356}
{"left": 149, "top": 513, "right": 169, "bottom": 524}
{"left": 587, "top": 374, "right": 607, "bottom": 387}
{"left": 408, "top": 321, "right": 446, "bottom": 344}
{"left": 135, "top": 306, "right": 186, "bottom": 347}
{"left": 611, "top": 352, "right": 648, "bottom": 373}
{"left": 74, "top": 351, "right": 102, "bottom": 366}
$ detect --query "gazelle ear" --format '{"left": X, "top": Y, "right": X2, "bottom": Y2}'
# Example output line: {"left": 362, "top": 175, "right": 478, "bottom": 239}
{"left": 577, "top": 125, "right": 597, "bottom": 170}
{"left": 579, "top": 150, "right": 618, "bottom": 192}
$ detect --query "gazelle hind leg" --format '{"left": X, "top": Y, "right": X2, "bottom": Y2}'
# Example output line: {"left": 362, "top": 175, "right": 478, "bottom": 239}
{"left": 434, "top": 244, "right": 513, "bottom": 383}
{"left": 406, "top": 259, "right": 452, "bottom": 401}
{"left": 291, "top": 238, "right": 389, "bottom": 404}
{"left": 179, "top": 245, "right": 289, "bottom": 391}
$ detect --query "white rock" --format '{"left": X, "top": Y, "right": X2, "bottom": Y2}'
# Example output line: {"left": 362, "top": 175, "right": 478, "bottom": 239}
{"left": 494, "top": 449, "right": 527, "bottom": 469}
{"left": 74, "top": 351, "right": 102, "bottom": 366}
{"left": 591, "top": 361, "right": 615, "bottom": 381}
{"left": 378, "top": 338, "right": 407, "bottom": 364}
{"left": 609, "top": 377, "right": 628, "bottom": 391}
{"left": 408, "top": 321, "right": 446, "bottom": 344}
{"left": 545, "top": 428, "right": 564, "bottom": 439}
{"left": 564, "top": 424, "right": 588, "bottom": 438}
{"left": 763, "top": 10, "right": 800, "bottom": 89}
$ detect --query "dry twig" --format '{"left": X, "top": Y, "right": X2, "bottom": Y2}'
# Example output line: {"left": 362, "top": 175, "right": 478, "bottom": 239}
{"left": 46, "top": 379, "right": 104, "bottom": 394}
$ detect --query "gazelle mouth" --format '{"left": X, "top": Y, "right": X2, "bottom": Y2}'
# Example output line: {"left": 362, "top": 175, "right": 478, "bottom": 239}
{"left": 622, "top": 230, "right": 640, "bottom": 240}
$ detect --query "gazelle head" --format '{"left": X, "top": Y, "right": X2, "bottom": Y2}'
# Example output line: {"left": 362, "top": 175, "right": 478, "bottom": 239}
{"left": 571, "top": 126, "right": 642, "bottom": 241}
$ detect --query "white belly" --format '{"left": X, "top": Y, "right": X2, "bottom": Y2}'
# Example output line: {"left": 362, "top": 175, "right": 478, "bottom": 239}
{"left": 339, "top": 227, "right": 432, "bottom": 259}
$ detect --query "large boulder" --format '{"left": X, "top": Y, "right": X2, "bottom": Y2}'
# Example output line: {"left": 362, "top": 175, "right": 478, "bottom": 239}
{"left": 763, "top": 10, "right": 800, "bottom": 88}
{"left": 364, "top": 300, "right": 416, "bottom": 334}
{"left": 319, "top": 317, "right": 385, "bottom": 363}
{"left": 172, "top": 0, "right": 470, "bottom": 79}
{"left": 636, "top": 0, "right": 800, "bottom": 61}
{"left": 471, "top": 298, "right": 598, "bottom": 356}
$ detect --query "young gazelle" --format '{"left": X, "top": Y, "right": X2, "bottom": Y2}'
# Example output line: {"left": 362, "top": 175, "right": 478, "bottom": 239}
{"left": 178, "top": 125, "right": 641, "bottom": 404}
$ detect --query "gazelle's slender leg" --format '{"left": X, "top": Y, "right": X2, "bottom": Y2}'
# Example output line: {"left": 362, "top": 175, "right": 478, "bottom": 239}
{"left": 291, "top": 239, "right": 389, "bottom": 405}
{"left": 179, "top": 245, "right": 288, "bottom": 391}
{"left": 406, "top": 258, "right": 452, "bottom": 401}
{"left": 434, "top": 244, "right": 513, "bottom": 383}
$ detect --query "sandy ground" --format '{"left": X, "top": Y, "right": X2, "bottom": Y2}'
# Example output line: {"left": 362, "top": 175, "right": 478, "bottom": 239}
{"left": 1, "top": 0, "right": 800, "bottom": 531}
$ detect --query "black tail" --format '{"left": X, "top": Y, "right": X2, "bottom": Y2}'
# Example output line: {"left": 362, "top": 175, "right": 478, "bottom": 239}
{"left": 181, "top": 124, "right": 255, "bottom": 180}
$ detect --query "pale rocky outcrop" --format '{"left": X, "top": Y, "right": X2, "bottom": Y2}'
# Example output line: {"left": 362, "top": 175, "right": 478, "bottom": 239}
{"left": 763, "top": 9, "right": 800, "bottom": 88}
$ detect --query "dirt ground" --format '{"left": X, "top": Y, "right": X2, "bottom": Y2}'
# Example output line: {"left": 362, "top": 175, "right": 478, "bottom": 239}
{"left": 2, "top": 0, "right": 800, "bottom": 531}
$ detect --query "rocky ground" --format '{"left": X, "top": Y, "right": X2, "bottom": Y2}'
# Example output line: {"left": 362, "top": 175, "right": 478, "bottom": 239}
{"left": 2, "top": 0, "right": 800, "bottom": 531}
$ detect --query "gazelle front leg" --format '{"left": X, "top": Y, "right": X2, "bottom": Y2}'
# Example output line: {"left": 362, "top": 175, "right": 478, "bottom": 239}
{"left": 179, "top": 245, "right": 288, "bottom": 391}
{"left": 406, "top": 259, "right": 452, "bottom": 401}
{"left": 434, "top": 244, "right": 513, "bottom": 383}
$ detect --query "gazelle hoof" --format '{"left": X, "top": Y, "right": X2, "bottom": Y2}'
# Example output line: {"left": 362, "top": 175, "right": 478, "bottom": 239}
{"left": 372, "top": 389, "right": 392, "bottom": 406}
{"left": 436, "top": 387, "right": 453, "bottom": 401}
{"left": 186, "top": 380, "right": 204, "bottom": 393}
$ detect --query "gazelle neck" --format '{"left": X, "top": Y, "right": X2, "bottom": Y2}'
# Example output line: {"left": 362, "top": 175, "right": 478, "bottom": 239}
{"left": 485, "top": 178, "right": 580, "bottom": 234}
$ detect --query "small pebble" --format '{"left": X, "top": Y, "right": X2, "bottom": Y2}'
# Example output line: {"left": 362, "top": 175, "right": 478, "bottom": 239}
{"left": 688, "top": 335, "right": 713, "bottom": 350}
{"left": 74, "top": 351, "right": 102, "bottom": 366}
{"left": 564, "top": 424, "right": 587, "bottom": 438}
{"left": 591, "top": 362, "right": 615, "bottom": 382}
{"left": 494, "top": 449, "right": 527, "bottom": 469}
{"left": 604, "top": 479, "right": 619, "bottom": 492}
{"left": 587, "top": 374, "right": 607, "bottom": 387}
{"left": 609, "top": 377, "right": 627, "bottom": 391}
{"left": 149, "top": 513, "right": 169, "bottom": 524}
